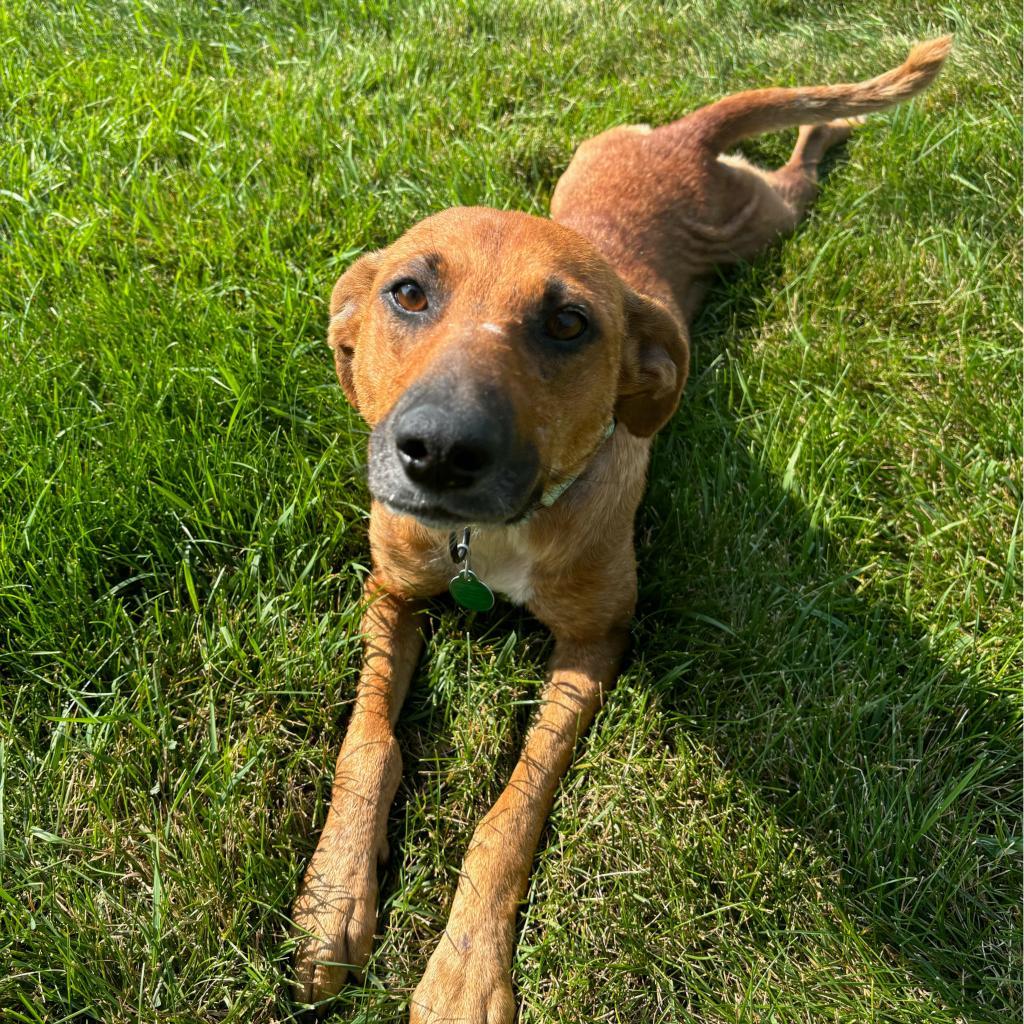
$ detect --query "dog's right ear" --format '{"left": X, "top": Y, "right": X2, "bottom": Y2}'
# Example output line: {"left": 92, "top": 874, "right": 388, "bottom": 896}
{"left": 614, "top": 288, "right": 689, "bottom": 438}
{"left": 326, "top": 250, "right": 382, "bottom": 408}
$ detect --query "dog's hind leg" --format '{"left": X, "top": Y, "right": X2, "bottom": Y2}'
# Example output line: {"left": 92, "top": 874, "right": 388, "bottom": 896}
{"left": 713, "top": 115, "right": 862, "bottom": 257}
{"left": 763, "top": 117, "right": 861, "bottom": 215}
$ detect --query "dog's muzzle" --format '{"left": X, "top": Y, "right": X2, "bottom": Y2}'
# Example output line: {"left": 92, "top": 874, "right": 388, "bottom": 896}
{"left": 367, "top": 376, "right": 540, "bottom": 527}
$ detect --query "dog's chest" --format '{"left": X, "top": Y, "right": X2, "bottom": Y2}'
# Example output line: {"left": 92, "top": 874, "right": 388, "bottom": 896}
{"left": 468, "top": 528, "right": 535, "bottom": 605}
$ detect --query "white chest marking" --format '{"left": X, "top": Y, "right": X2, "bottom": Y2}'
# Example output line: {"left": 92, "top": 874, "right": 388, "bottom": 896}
{"left": 470, "top": 528, "right": 534, "bottom": 605}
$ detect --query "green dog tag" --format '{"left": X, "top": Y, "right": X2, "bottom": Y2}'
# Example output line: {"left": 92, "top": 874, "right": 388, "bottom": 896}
{"left": 449, "top": 570, "right": 495, "bottom": 612}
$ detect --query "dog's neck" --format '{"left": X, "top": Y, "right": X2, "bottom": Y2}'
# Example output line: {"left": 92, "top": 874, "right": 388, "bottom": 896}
{"left": 537, "top": 418, "right": 617, "bottom": 511}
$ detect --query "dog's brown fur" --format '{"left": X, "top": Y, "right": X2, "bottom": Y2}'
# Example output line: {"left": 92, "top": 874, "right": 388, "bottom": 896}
{"left": 292, "top": 38, "right": 951, "bottom": 1019}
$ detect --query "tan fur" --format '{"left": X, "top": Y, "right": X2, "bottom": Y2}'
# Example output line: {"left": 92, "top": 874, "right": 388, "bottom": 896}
{"left": 292, "top": 40, "right": 949, "bottom": 1017}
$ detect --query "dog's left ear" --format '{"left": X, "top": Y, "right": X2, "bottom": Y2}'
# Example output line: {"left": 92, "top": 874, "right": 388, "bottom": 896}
{"left": 326, "top": 250, "right": 382, "bottom": 408}
{"left": 615, "top": 289, "right": 689, "bottom": 437}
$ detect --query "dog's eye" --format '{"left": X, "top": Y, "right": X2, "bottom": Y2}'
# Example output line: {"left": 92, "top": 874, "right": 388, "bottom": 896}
{"left": 545, "top": 307, "right": 588, "bottom": 341}
{"left": 391, "top": 281, "right": 428, "bottom": 313}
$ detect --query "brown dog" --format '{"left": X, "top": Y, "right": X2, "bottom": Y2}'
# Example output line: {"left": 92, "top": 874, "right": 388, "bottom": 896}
{"left": 292, "top": 38, "right": 951, "bottom": 1019}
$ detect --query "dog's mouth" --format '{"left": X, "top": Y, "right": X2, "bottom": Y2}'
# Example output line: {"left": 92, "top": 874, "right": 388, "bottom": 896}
{"left": 383, "top": 500, "right": 464, "bottom": 530}
{"left": 374, "top": 481, "right": 542, "bottom": 531}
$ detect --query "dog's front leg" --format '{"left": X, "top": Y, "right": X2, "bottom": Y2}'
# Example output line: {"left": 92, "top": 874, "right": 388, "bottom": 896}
{"left": 410, "top": 630, "right": 627, "bottom": 1024}
{"left": 293, "top": 576, "right": 423, "bottom": 1004}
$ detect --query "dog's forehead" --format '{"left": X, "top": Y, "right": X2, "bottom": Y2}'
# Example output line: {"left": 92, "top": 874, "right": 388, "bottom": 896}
{"left": 386, "top": 207, "right": 617, "bottom": 296}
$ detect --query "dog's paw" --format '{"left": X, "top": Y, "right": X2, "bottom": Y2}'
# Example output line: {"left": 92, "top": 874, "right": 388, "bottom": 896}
{"left": 409, "top": 935, "right": 515, "bottom": 1024}
{"left": 816, "top": 115, "right": 865, "bottom": 146}
{"left": 291, "top": 841, "right": 379, "bottom": 1005}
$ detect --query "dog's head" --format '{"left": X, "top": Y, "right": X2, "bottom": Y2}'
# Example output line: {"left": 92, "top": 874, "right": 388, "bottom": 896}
{"left": 327, "top": 207, "right": 687, "bottom": 527}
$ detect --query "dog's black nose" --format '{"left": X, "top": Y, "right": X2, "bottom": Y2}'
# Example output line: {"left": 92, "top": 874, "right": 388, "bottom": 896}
{"left": 394, "top": 403, "right": 500, "bottom": 491}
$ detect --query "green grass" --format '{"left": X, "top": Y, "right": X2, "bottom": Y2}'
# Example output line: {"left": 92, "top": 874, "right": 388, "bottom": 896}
{"left": 0, "top": 1, "right": 1019, "bottom": 1021}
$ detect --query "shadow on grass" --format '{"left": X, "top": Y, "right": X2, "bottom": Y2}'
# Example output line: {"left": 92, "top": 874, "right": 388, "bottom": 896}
{"left": 631, "top": 259, "right": 1019, "bottom": 1019}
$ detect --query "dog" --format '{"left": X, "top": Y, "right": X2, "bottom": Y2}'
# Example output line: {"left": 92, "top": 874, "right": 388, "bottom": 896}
{"left": 291, "top": 37, "right": 951, "bottom": 1020}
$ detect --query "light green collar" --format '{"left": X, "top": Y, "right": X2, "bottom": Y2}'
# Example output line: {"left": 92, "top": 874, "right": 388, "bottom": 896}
{"left": 538, "top": 419, "right": 617, "bottom": 509}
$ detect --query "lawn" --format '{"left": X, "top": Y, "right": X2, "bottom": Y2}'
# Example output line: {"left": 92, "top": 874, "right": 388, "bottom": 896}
{"left": 0, "top": 1, "right": 1020, "bottom": 1022}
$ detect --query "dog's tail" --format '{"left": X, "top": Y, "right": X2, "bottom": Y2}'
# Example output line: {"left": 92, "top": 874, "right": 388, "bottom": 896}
{"left": 682, "top": 36, "right": 952, "bottom": 154}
